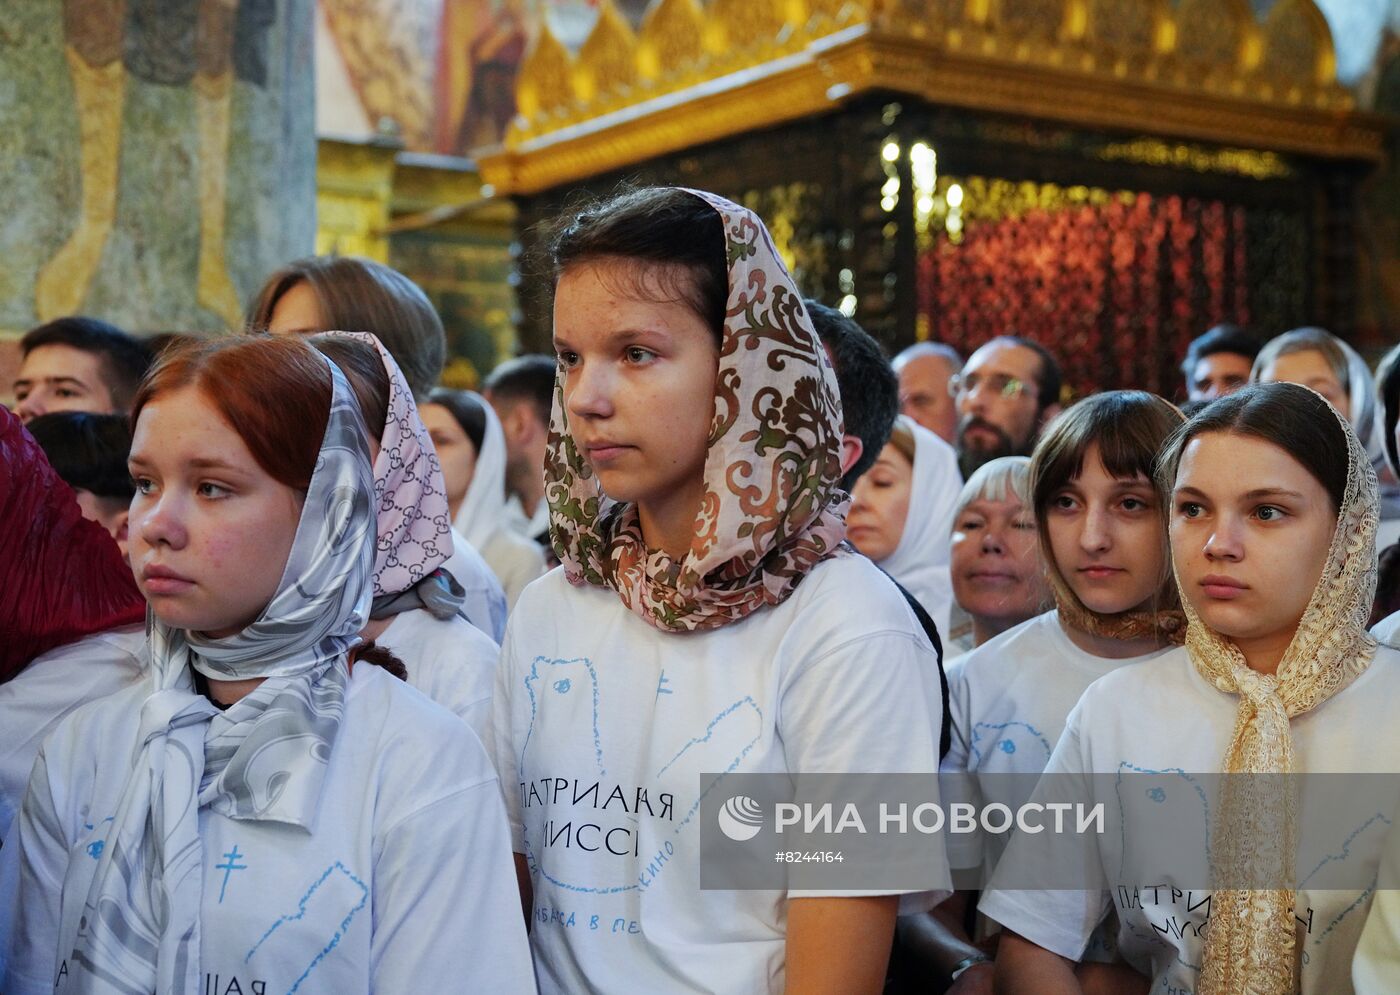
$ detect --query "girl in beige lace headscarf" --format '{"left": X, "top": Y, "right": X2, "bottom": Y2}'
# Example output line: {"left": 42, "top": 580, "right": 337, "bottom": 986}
{"left": 1156, "top": 381, "right": 1379, "bottom": 995}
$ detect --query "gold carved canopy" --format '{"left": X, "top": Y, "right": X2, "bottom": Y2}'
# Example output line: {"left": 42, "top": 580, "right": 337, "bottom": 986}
{"left": 476, "top": 0, "right": 1383, "bottom": 195}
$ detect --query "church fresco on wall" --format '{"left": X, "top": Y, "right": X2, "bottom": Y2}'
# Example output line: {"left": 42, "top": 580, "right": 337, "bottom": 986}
{"left": 1, "top": 0, "right": 315, "bottom": 336}
{"left": 316, "top": 0, "right": 654, "bottom": 156}
{"left": 317, "top": 0, "right": 442, "bottom": 148}
{"left": 317, "top": 0, "right": 532, "bottom": 155}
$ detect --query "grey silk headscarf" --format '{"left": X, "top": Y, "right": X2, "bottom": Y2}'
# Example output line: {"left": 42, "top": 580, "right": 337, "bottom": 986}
{"left": 65, "top": 355, "right": 376, "bottom": 994}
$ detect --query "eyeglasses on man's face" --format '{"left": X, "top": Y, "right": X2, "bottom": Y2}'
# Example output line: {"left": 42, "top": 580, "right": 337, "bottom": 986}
{"left": 948, "top": 372, "right": 1038, "bottom": 401}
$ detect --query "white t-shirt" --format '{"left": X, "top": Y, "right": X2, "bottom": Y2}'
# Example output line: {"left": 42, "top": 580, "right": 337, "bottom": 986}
{"left": 941, "top": 610, "right": 1169, "bottom": 874}
{"left": 441, "top": 529, "right": 509, "bottom": 641}
{"left": 945, "top": 605, "right": 976, "bottom": 658}
{"left": 482, "top": 528, "right": 548, "bottom": 611}
{"left": 0, "top": 626, "right": 146, "bottom": 845}
{"left": 375, "top": 608, "right": 500, "bottom": 743}
{"left": 504, "top": 493, "right": 550, "bottom": 542}
{"left": 1, "top": 664, "right": 535, "bottom": 995}
{"left": 1371, "top": 610, "right": 1400, "bottom": 648}
{"left": 980, "top": 646, "right": 1400, "bottom": 995}
{"left": 489, "top": 555, "right": 950, "bottom": 995}
{"left": 1352, "top": 791, "right": 1400, "bottom": 994}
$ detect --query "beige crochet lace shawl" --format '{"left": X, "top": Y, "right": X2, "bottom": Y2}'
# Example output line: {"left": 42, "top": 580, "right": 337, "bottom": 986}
{"left": 1183, "top": 402, "right": 1379, "bottom": 995}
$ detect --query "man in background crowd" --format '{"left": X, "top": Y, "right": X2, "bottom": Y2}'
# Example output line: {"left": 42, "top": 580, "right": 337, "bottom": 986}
{"left": 951, "top": 336, "right": 1062, "bottom": 479}
{"left": 893, "top": 342, "right": 962, "bottom": 444}
{"left": 12, "top": 318, "right": 152, "bottom": 424}
{"left": 1181, "top": 323, "right": 1259, "bottom": 404}
{"left": 483, "top": 354, "right": 557, "bottom": 543}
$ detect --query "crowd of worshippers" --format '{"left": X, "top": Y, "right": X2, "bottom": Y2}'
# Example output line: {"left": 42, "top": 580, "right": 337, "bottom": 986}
{"left": 4, "top": 186, "right": 1400, "bottom": 995}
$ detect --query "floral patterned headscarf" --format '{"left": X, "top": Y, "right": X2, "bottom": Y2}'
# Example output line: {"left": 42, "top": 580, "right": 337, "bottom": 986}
{"left": 546, "top": 189, "right": 849, "bottom": 632}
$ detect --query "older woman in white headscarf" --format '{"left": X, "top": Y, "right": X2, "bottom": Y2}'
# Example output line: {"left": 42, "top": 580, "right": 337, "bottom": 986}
{"left": 1253, "top": 326, "right": 1400, "bottom": 547}
{"left": 849, "top": 415, "right": 962, "bottom": 640}
{"left": 943, "top": 456, "right": 1051, "bottom": 655}
{"left": 421, "top": 388, "right": 547, "bottom": 610}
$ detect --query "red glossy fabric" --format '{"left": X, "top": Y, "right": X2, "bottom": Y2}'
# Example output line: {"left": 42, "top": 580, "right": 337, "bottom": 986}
{"left": 1, "top": 406, "right": 144, "bottom": 682}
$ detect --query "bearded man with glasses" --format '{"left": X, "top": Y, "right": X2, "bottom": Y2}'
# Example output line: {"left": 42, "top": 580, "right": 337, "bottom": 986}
{"left": 950, "top": 336, "right": 1063, "bottom": 479}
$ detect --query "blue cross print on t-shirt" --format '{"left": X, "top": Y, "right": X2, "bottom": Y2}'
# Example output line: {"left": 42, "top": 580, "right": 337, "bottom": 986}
{"left": 216, "top": 845, "right": 248, "bottom": 903}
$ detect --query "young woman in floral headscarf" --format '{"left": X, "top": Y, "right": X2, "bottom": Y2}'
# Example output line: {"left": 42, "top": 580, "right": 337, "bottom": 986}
{"left": 1, "top": 337, "right": 532, "bottom": 994}
{"left": 984, "top": 382, "right": 1400, "bottom": 995}
{"left": 487, "top": 187, "right": 949, "bottom": 994}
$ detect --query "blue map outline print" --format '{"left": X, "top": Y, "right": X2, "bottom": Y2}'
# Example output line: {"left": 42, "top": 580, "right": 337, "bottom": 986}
{"left": 657, "top": 696, "right": 763, "bottom": 832}
{"left": 1301, "top": 812, "right": 1392, "bottom": 951}
{"left": 81, "top": 816, "right": 114, "bottom": 860}
{"left": 244, "top": 861, "right": 369, "bottom": 994}
{"left": 968, "top": 721, "right": 1052, "bottom": 767}
{"left": 1312, "top": 886, "right": 1375, "bottom": 951}
{"left": 1113, "top": 762, "right": 1211, "bottom": 974}
{"left": 1108, "top": 774, "right": 1392, "bottom": 977}
{"left": 519, "top": 654, "right": 763, "bottom": 895}
{"left": 1298, "top": 812, "right": 1391, "bottom": 890}
{"left": 1114, "top": 762, "right": 1212, "bottom": 882}
{"left": 524, "top": 656, "right": 604, "bottom": 778}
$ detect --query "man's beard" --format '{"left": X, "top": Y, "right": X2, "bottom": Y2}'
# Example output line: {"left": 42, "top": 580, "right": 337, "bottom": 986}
{"left": 956, "top": 415, "right": 1025, "bottom": 478}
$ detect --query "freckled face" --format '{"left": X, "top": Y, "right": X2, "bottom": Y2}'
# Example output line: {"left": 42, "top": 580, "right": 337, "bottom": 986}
{"left": 128, "top": 386, "right": 303, "bottom": 637}
{"left": 553, "top": 260, "right": 719, "bottom": 531}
